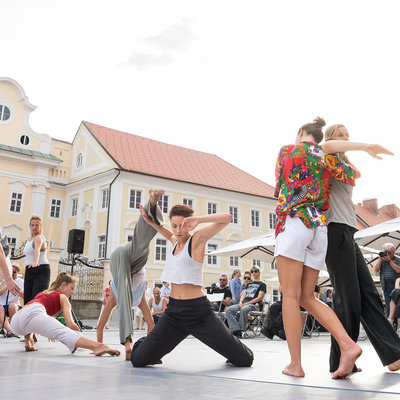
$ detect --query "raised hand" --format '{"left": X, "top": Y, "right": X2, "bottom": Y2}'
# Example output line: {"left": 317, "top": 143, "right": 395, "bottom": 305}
{"left": 366, "top": 144, "right": 394, "bottom": 159}
{"left": 181, "top": 216, "right": 199, "bottom": 231}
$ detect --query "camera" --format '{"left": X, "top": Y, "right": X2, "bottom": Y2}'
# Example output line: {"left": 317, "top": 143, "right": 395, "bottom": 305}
{"left": 379, "top": 250, "right": 389, "bottom": 258}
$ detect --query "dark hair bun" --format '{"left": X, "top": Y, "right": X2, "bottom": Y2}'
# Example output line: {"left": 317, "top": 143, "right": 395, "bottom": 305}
{"left": 313, "top": 117, "right": 326, "bottom": 129}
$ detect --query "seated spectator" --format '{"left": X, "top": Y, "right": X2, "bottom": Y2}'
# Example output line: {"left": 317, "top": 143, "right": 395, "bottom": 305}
{"left": 225, "top": 266, "right": 266, "bottom": 338}
{"left": 388, "top": 277, "right": 400, "bottom": 336}
{"left": 160, "top": 281, "right": 171, "bottom": 302}
{"left": 210, "top": 274, "right": 232, "bottom": 311}
{"left": 229, "top": 269, "right": 242, "bottom": 305}
{"left": 0, "top": 264, "right": 24, "bottom": 338}
{"left": 241, "top": 270, "right": 252, "bottom": 291}
{"left": 325, "top": 288, "right": 333, "bottom": 307}
{"left": 148, "top": 287, "right": 167, "bottom": 324}
{"left": 261, "top": 291, "right": 285, "bottom": 340}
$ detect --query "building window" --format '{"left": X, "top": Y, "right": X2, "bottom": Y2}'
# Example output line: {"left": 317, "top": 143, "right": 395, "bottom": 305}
{"left": 7, "top": 237, "right": 17, "bottom": 256}
{"left": 98, "top": 235, "right": 106, "bottom": 259}
{"left": 71, "top": 198, "right": 78, "bottom": 217}
{"left": 251, "top": 209, "right": 261, "bottom": 227}
{"left": 0, "top": 105, "right": 10, "bottom": 121}
{"left": 207, "top": 244, "right": 218, "bottom": 265}
{"left": 269, "top": 212, "right": 277, "bottom": 230}
{"left": 20, "top": 134, "right": 30, "bottom": 146}
{"left": 229, "top": 256, "right": 239, "bottom": 267}
{"left": 158, "top": 194, "right": 170, "bottom": 214}
{"left": 50, "top": 199, "right": 62, "bottom": 219}
{"left": 229, "top": 206, "right": 239, "bottom": 224}
{"left": 273, "top": 288, "right": 280, "bottom": 303}
{"left": 127, "top": 235, "right": 133, "bottom": 242}
{"left": 270, "top": 260, "right": 277, "bottom": 271}
{"left": 100, "top": 188, "right": 109, "bottom": 209}
{"left": 207, "top": 202, "right": 218, "bottom": 215}
{"left": 252, "top": 260, "right": 262, "bottom": 268}
{"left": 9, "top": 192, "right": 23, "bottom": 213}
{"left": 155, "top": 238, "right": 167, "bottom": 261}
{"left": 129, "top": 189, "right": 142, "bottom": 209}
{"left": 182, "top": 197, "right": 194, "bottom": 208}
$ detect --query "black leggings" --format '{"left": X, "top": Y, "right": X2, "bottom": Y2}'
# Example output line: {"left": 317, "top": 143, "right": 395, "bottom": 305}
{"left": 131, "top": 296, "right": 253, "bottom": 367}
{"left": 24, "top": 264, "right": 50, "bottom": 304}
{"left": 326, "top": 223, "right": 400, "bottom": 371}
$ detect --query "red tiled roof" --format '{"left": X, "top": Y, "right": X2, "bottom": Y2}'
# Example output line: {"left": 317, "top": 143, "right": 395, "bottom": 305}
{"left": 355, "top": 202, "right": 400, "bottom": 230}
{"left": 83, "top": 121, "right": 275, "bottom": 199}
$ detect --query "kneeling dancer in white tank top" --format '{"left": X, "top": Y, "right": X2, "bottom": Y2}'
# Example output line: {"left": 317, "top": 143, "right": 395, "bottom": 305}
{"left": 131, "top": 204, "right": 253, "bottom": 367}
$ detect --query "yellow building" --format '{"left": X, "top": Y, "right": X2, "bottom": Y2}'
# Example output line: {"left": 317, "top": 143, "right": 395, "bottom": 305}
{"left": 0, "top": 77, "right": 279, "bottom": 301}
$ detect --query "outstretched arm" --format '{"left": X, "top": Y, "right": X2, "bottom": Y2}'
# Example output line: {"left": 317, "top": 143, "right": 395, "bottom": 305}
{"left": 321, "top": 141, "right": 394, "bottom": 159}
{"left": 60, "top": 294, "right": 81, "bottom": 332}
{"left": 139, "top": 205, "right": 174, "bottom": 243}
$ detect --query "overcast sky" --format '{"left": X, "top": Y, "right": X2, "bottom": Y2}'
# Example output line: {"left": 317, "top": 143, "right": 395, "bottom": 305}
{"left": 2, "top": 0, "right": 399, "bottom": 207}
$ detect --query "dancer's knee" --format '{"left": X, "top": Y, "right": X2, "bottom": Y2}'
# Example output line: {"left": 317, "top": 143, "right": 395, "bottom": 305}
{"left": 131, "top": 337, "right": 149, "bottom": 367}
{"left": 231, "top": 349, "right": 254, "bottom": 367}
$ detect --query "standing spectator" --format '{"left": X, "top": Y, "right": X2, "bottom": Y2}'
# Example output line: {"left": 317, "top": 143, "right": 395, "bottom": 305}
{"left": 148, "top": 287, "right": 167, "bottom": 324}
{"left": 225, "top": 266, "right": 266, "bottom": 338}
{"left": 160, "top": 281, "right": 171, "bottom": 302}
{"left": 374, "top": 243, "right": 400, "bottom": 317}
{"left": 23, "top": 215, "right": 50, "bottom": 304}
{"left": 210, "top": 274, "right": 232, "bottom": 311}
{"left": 0, "top": 264, "right": 24, "bottom": 337}
{"left": 96, "top": 281, "right": 112, "bottom": 330}
{"left": 229, "top": 269, "right": 242, "bottom": 305}
{"left": 135, "top": 280, "right": 152, "bottom": 329}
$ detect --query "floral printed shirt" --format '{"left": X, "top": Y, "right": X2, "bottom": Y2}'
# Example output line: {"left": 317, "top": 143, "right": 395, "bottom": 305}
{"left": 274, "top": 141, "right": 355, "bottom": 236}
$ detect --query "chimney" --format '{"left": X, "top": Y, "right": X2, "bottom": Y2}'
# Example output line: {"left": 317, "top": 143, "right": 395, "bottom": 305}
{"left": 363, "top": 198, "right": 379, "bottom": 215}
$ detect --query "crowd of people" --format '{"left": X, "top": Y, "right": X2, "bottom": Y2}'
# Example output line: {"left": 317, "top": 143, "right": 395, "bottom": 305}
{"left": 1, "top": 118, "right": 400, "bottom": 380}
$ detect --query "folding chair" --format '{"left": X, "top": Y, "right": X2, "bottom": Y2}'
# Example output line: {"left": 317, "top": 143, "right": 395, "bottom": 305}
{"left": 301, "top": 311, "right": 319, "bottom": 338}
{"left": 206, "top": 293, "right": 226, "bottom": 321}
{"left": 243, "top": 294, "right": 271, "bottom": 338}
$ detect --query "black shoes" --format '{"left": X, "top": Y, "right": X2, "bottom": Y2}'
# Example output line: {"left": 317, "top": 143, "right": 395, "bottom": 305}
{"left": 261, "top": 327, "right": 274, "bottom": 339}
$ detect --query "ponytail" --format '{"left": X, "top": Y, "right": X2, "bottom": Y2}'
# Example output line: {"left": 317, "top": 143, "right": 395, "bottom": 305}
{"left": 44, "top": 271, "right": 76, "bottom": 293}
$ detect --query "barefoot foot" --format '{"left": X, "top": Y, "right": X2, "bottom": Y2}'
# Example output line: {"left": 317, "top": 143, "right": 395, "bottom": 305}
{"left": 282, "top": 363, "right": 305, "bottom": 377}
{"left": 93, "top": 344, "right": 120, "bottom": 357}
{"left": 332, "top": 344, "right": 362, "bottom": 379}
{"left": 388, "top": 359, "right": 400, "bottom": 371}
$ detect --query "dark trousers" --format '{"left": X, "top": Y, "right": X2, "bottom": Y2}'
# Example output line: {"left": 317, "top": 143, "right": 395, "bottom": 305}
{"left": 326, "top": 223, "right": 400, "bottom": 371}
{"left": 131, "top": 296, "right": 253, "bottom": 367}
{"left": 24, "top": 264, "right": 50, "bottom": 304}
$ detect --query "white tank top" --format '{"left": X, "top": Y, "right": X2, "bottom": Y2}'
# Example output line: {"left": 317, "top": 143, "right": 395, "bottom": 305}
{"left": 24, "top": 238, "right": 49, "bottom": 265}
{"left": 151, "top": 297, "right": 165, "bottom": 313}
{"left": 161, "top": 236, "right": 204, "bottom": 287}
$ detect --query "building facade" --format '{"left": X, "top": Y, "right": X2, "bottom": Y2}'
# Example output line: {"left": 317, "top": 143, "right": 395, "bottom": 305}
{"left": 0, "top": 78, "right": 280, "bottom": 300}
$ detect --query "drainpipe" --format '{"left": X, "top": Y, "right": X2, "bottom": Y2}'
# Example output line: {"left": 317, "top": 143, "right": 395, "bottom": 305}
{"left": 105, "top": 169, "right": 121, "bottom": 258}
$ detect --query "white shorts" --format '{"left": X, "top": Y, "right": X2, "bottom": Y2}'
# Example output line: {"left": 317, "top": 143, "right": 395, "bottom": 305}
{"left": 111, "top": 268, "right": 146, "bottom": 308}
{"left": 274, "top": 216, "right": 327, "bottom": 271}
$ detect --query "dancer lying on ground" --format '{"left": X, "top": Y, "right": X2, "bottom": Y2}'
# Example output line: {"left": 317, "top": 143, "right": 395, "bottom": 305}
{"left": 323, "top": 124, "right": 400, "bottom": 373}
{"left": 105, "top": 189, "right": 164, "bottom": 360}
{"left": 10, "top": 272, "right": 120, "bottom": 356}
{"left": 130, "top": 204, "right": 253, "bottom": 367}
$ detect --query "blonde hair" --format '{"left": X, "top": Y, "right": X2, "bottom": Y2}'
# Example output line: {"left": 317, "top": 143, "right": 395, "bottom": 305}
{"left": 231, "top": 269, "right": 241, "bottom": 279}
{"left": 29, "top": 215, "right": 43, "bottom": 235}
{"left": 44, "top": 271, "right": 76, "bottom": 293}
{"left": 324, "top": 124, "right": 352, "bottom": 164}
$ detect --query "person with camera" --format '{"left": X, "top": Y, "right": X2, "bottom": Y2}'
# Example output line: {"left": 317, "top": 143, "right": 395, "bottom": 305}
{"left": 374, "top": 243, "right": 400, "bottom": 317}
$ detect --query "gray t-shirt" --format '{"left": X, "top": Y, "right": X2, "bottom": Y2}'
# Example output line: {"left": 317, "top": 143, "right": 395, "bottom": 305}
{"left": 326, "top": 179, "right": 357, "bottom": 229}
